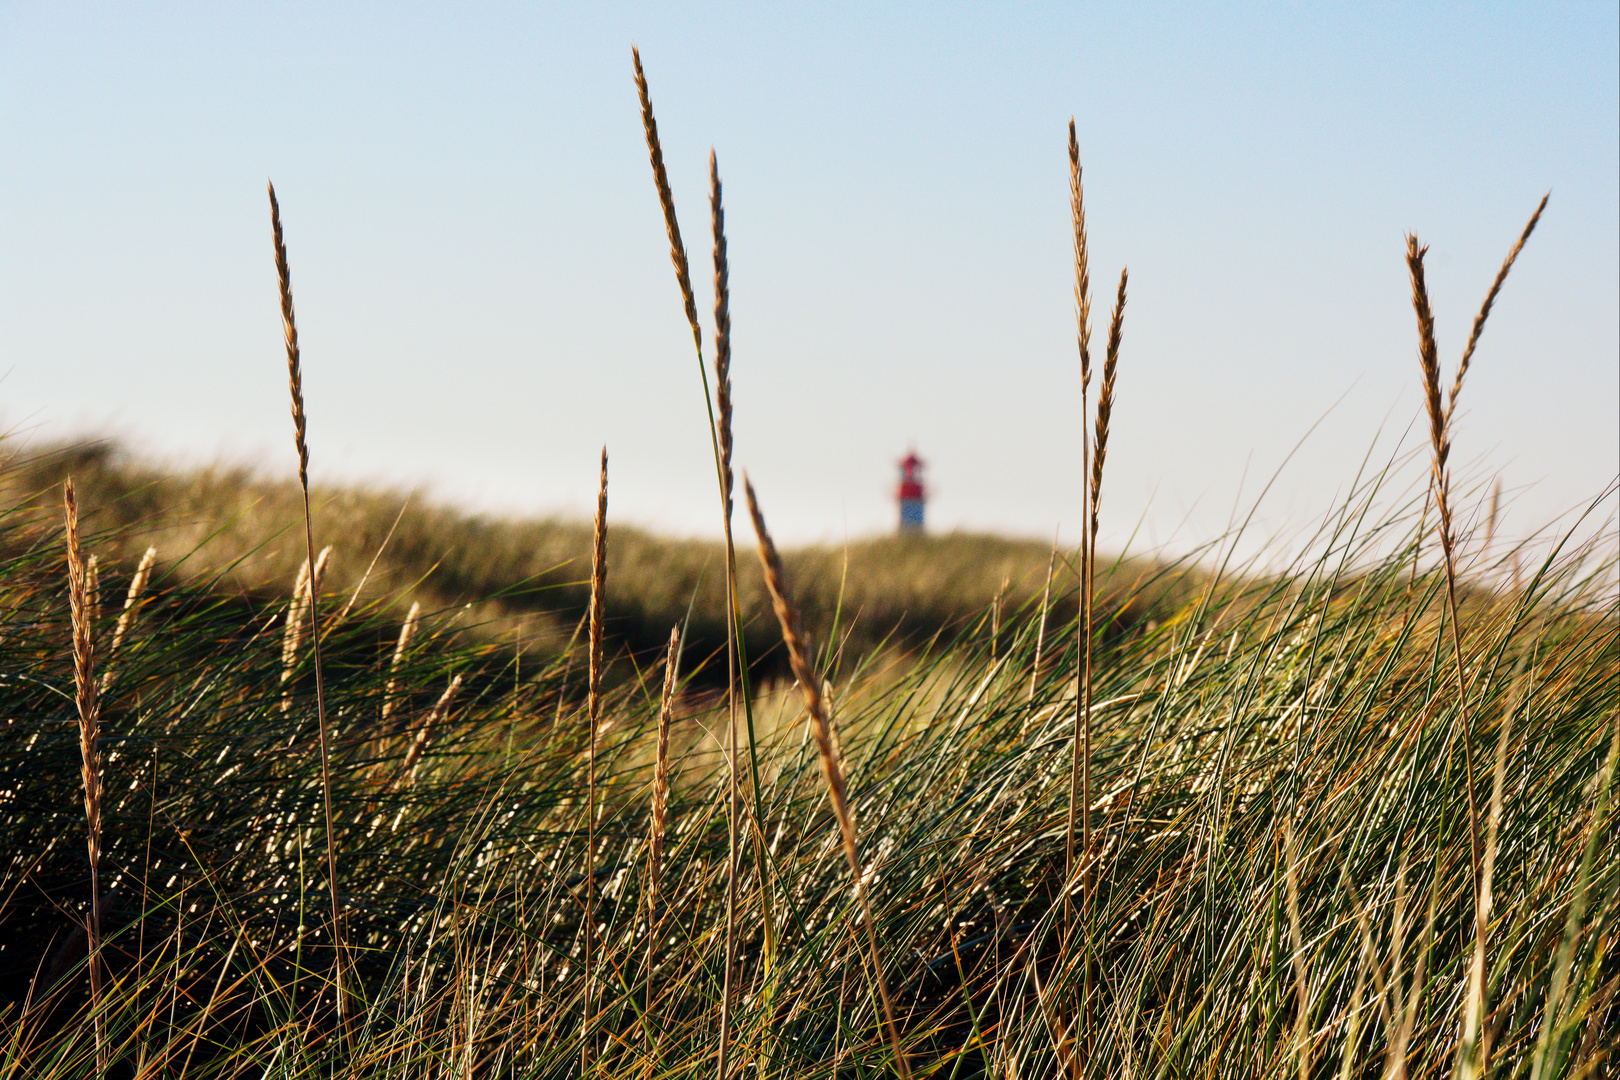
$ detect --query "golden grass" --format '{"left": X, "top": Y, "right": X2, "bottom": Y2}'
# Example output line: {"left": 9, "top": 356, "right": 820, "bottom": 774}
{"left": 634, "top": 51, "right": 757, "bottom": 1073}
{"left": 400, "top": 672, "right": 463, "bottom": 785}
{"left": 1064, "top": 118, "right": 1095, "bottom": 908}
{"left": 645, "top": 622, "right": 680, "bottom": 1059}
{"left": 108, "top": 544, "right": 156, "bottom": 655}
{"left": 633, "top": 46, "right": 702, "bottom": 357}
{"left": 1448, "top": 193, "right": 1548, "bottom": 426}
{"left": 583, "top": 446, "right": 608, "bottom": 1072}
{"left": 1067, "top": 128, "right": 1094, "bottom": 926}
{"left": 707, "top": 148, "right": 750, "bottom": 1080}
{"left": 279, "top": 545, "right": 330, "bottom": 711}
{"left": 380, "top": 601, "right": 421, "bottom": 729}
{"left": 1405, "top": 193, "right": 1547, "bottom": 1079}
{"left": 711, "top": 151, "right": 734, "bottom": 510}
{"left": 99, "top": 543, "right": 156, "bottom": 694}
{"left": 63, "top": 478, "right": 107, "bottom": 1074}
{"left": 0, "top": 66, "right": 1605, "bottom": 1078}
{"left": 744, "top": 474, "right": 910, "bottom": 1080}
{"left": 269, "top": 179, "right": 346, "bottom": 1026}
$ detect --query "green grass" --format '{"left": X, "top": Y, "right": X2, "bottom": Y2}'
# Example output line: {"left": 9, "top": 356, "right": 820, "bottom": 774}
{"left": 0, "top": 451, "right": 1614, "bottom": 1077}
{"left": 1, "top": 441, "right": 1183, "bottom": 690}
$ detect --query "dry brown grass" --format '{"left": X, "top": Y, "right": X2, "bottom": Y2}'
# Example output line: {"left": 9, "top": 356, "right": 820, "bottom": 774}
{"left": 63, "top": 478, "right": 107, "bottom": 1074}
{"left": 269, "top": 178, "right": 345, "bottom": 1026}
{"left": 1447, "top": 193, "right": 1549, "bottom": 426}
{"left": 634, "top": 51, "right": 756, "bottom": 1073}
{"left": 583, "top": 446, "right": 608, "bottom": 1072}
{"left": 1064, "top": 119, "right": 1094, "bottom": 903}
{"left": 633, "top": 46, "right": 702, "bottom": 358}
{"left": 1405, "top": 192, "right": 1546, "bottom": 1079}
{"left": 708, "top": 148, "right": 750, "bottom": 1080}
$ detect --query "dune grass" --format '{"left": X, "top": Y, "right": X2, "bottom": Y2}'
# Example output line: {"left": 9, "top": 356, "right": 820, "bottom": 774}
{"left": 0, "top": 441, "right": 1175, "bottom": 690}
{"left": 0, "top": 58, "right": 1614, "bottom": 1080}
{"left": 2, "top": 457, "right": 1614, "bottom": 1078}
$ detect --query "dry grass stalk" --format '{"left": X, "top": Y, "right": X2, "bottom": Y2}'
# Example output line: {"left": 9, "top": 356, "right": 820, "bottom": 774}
{"left": 109, "top": 545, "right": 157, "bottom": 655}
{"left": 268, "top": 179, "right": 345, "bottom": 1024}
{"left": 632, "top": 62, "right": 751, "bottom": 1068}
{"left": 1090, "top": 269, "right": 1127, "bottom": 523}
{"left": 381, "top": 601, "right": 422, "bottom": 730}
{"left": 744, "top": 475, "right": 911, "bottom": 1080}
{"left": 1446, "top": 193, "right": 1548, "bottom": 428}
{"left": 583, "top": 447, "right": 608, "bottom": 1073}
{"left": 1076, "top": 264, "right": 1124, "bottom": 1057}
{"left": 1064, "top": 119, "right": 1094, "bottom": 895}
{"left": 633, "top": 47, "right": 702, "bottom": 356}
{"left": 1077, "top": 273, "right": 1126, "bottom": 859}
{"left": 711, "top": 151, "right": 734, "bottom": 511}
{"left": 1065, "top": 119, "right": 1098, "bottom": 1060}
{"left": 64, "top": 479, "right": 108, "bottom": 1075}
{"left": 1069, "top": 121, "right": 1092, "bottom": 384}
{"left": 279, "top": 556, "right": 312, "bottom": 712}
{"left": 709, "top": 148, "right": 748, "bottom": 1077}
{"left": 282, "top": 559, "right": 311, "bottom": 673}
{"left": 100, "top": 544, "right": 158, "bottom": 694}
{"left": 1405, "top": 195, "right": 1543, "bottom": 1079}
{"left": 98, "top": 544, "right": 157, "bottom": 696}
{"left": 401, "top": 673, "right": 464, "bottom": 784}
{"left": 645, "top": 625, "right": 680, "bottom": 1052}
{"left": 1408, "top": 234, "right": 1487, "bottom": 1071}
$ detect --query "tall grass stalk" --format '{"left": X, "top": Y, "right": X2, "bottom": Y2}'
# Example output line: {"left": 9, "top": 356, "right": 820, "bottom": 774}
{"left": 63, "top": 479, "right": 107, "bottom": 1076}
{"left": 1405, "top": 193, "right": 1544, "bottom": 1078}
{"left": 1079, "top": 265, "right": 1125, "bottom": 1057}
{"left": 583, "top": 447, "right": 608, "bottom": 1073}
{"left": 645, "top": 625, "right": 680, "bottom": 1047}
{"left": 744, "top": 475, "right": 911, "bottom": 1080}
{"left": 1064, "top": 119, "right": 1092, "bottom": 903}
{"left": 633, "top": 50, "right": 771, "bottom": 1074}
{"left": 381, "top": 601, "right": 421, "bottom": 729}
{"left": 268, "top": 179, "right": 344, "bottom": 1026}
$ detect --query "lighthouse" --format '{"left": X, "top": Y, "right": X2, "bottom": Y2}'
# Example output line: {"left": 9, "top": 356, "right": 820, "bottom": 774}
{"left": 897, "top": 451, "right": 927, "bottom": 534}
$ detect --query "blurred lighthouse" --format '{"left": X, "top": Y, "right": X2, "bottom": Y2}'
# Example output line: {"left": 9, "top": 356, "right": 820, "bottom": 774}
{"left": 896, "top": 451, "right": 927, "bottom": 534}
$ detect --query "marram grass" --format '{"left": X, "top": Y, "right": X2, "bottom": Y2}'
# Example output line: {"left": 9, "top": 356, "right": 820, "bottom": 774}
{"left": 0, "top": 82, "right": 1613, "bottom": 1080}
{"left": 2, "top": 457, "right": 1614, "bottom": 1078}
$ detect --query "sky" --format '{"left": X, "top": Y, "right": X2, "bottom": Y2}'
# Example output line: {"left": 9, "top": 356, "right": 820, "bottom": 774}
{"left": 1, "top": 1, "right": 1615, "bottom": 562}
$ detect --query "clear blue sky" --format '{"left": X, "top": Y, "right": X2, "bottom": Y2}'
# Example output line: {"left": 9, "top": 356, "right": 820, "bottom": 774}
{"left": 2, "top": 2, "right": 1615, "bottom": 558}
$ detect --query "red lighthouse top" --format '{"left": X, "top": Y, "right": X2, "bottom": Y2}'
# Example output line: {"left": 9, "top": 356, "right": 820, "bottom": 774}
{"left": 897, "top": 451, "right": 925, "bottom": 501}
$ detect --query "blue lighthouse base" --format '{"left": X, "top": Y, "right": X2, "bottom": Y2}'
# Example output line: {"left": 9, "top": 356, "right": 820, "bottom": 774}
{"left": 899, "top": 499, "right": 925, "bottom": 533}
